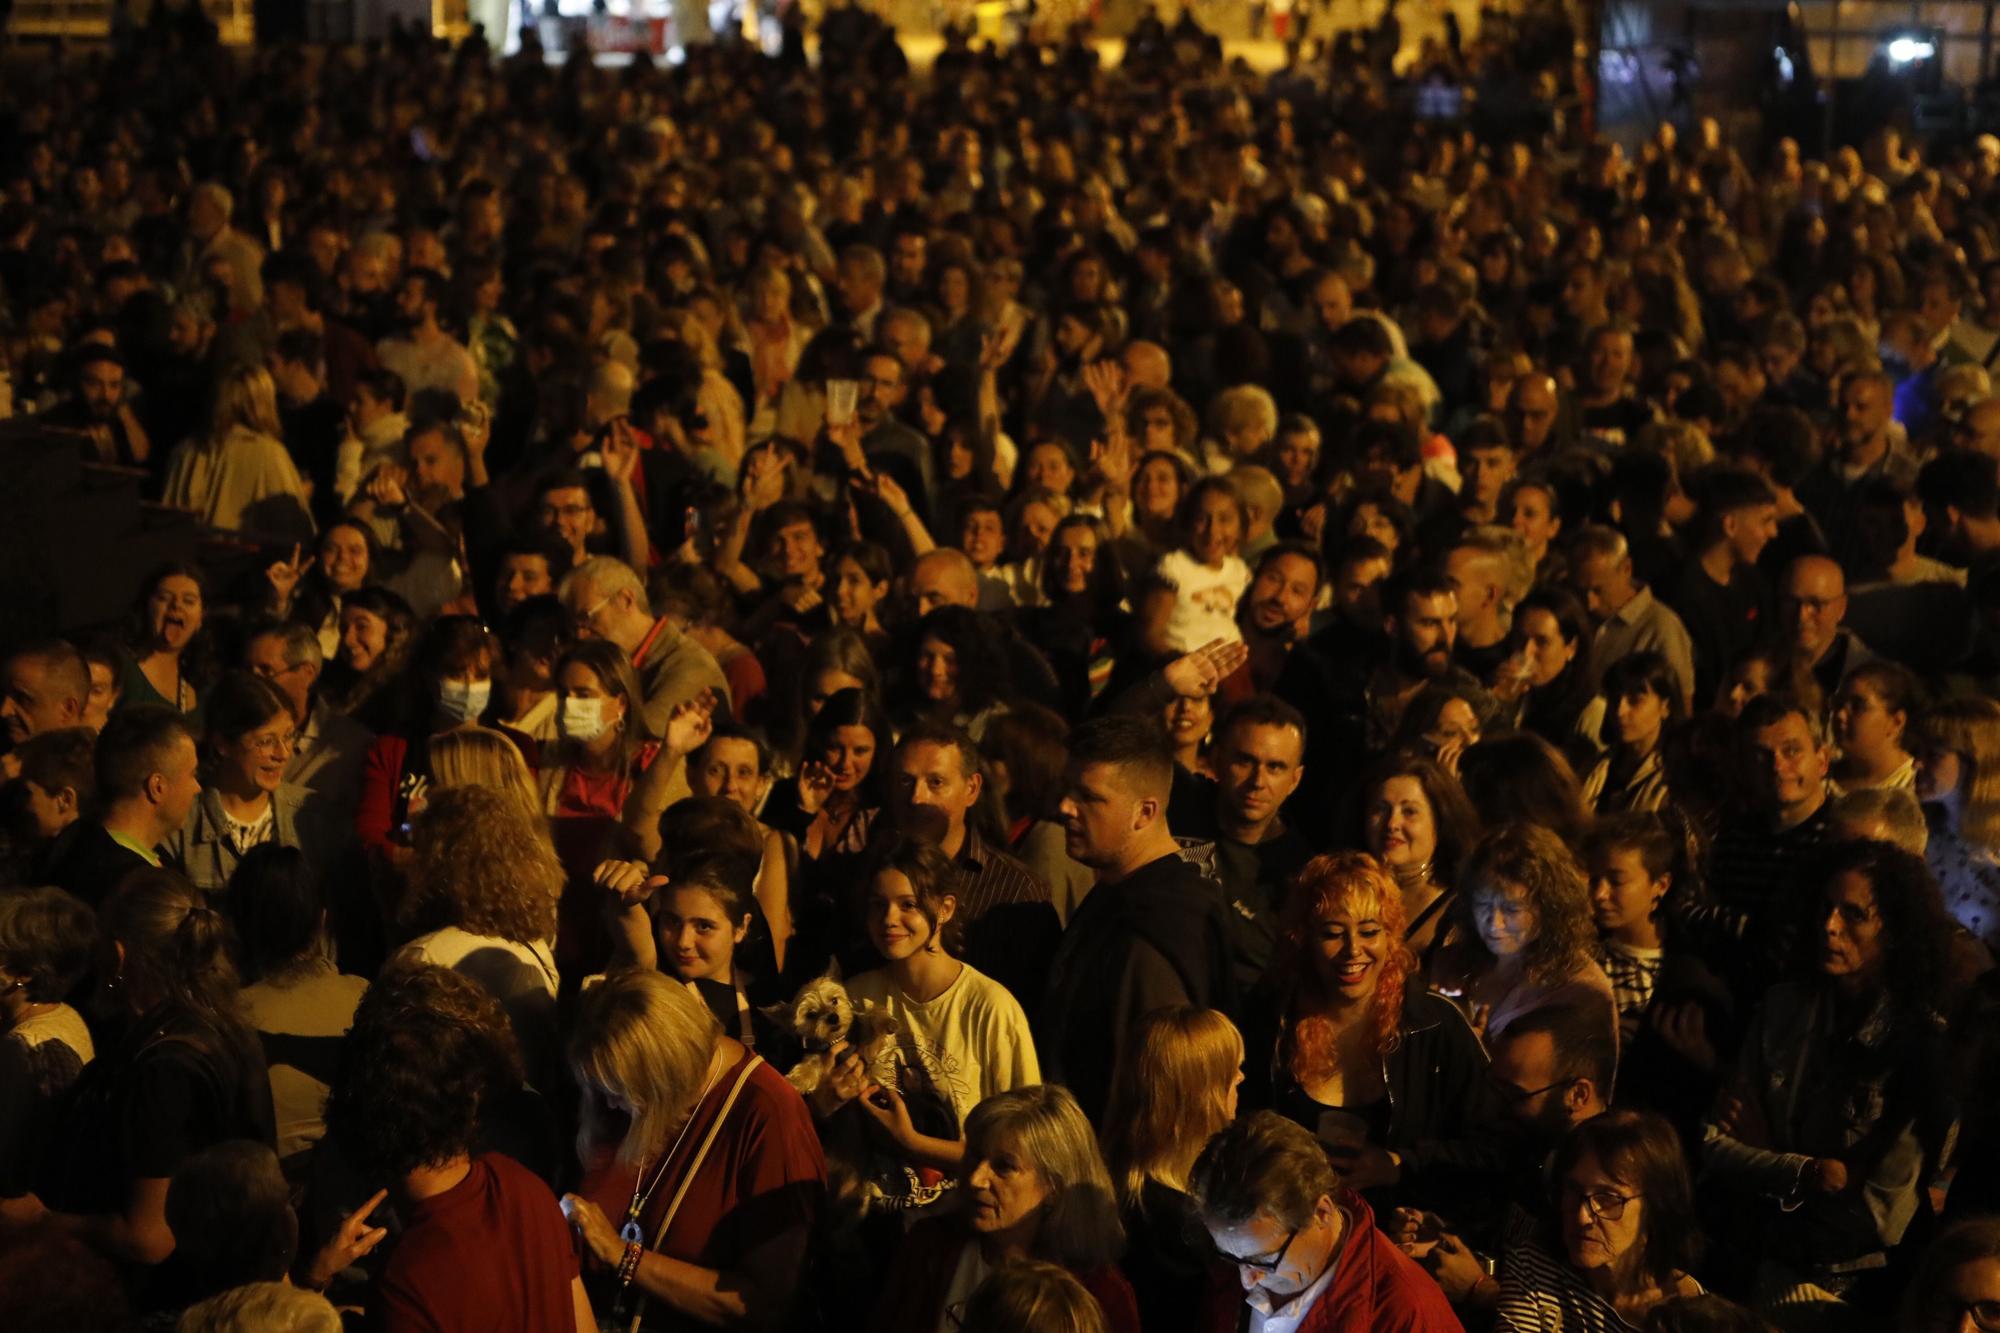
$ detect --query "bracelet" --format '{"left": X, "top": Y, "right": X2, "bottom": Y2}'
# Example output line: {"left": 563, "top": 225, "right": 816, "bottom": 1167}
{"left": 618, "top": 1241, "right": 643, "bottom": 1286}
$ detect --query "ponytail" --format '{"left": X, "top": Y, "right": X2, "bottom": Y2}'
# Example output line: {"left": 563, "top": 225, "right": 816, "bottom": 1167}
{"left": 102, "top": 869, "right": 250, "bottom": 1047}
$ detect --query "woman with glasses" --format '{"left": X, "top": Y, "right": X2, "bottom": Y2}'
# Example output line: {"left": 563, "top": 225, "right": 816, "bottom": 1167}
{"left": 1493, "top": 1108, "right": 1703, "bottom": 1329}
{"left": 163, "top": 672, "right": 337, "bottom": 895}
{"left": 1903, "top": 1216, "right": 2000, "bottom": 1332}
{"left": 1913, "top": 697, "right": 2000, "bottom": 950}
{"left": 1702, "top": 839, "right": 1954, "bottom": 1317}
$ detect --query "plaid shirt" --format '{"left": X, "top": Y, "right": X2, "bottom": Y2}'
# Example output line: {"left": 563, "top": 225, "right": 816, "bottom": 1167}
{"left": 955, "top": 829, "right": 1061, "bottom": 1013}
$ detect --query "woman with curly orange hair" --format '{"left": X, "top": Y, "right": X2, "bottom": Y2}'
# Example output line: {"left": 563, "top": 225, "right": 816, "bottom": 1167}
{"left": 1238, "top": 851, "right": 1503, "bottom": 1213}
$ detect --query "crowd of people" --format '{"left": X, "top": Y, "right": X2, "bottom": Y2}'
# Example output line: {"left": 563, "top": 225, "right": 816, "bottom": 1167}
{"left": 5, "top": 4, "right": 2000, "bottom": 1331}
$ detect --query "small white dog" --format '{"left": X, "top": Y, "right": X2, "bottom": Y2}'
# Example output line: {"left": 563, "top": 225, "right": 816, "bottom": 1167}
{"left": 765, "top": 967, "right": 899, "bottom": 1095}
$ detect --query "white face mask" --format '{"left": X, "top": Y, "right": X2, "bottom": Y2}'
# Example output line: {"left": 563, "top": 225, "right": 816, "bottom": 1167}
{"left": 437, "top": 678, "right": 491, "bottom": 725}
{"left": 561, "top": 696, "right": 612, "bottom": 742}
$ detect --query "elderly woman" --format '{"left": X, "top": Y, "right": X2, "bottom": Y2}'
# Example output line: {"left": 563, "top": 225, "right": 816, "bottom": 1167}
{"left": 164, "top": 672, "right": 338, "bottom": 895}
{"left": 563, "top": 968, "right": 824, "bottom": 1332}
{"left": 1241, "top": 851, "right": 1501, "bottom": 1214}
{"left": 1493, "top": 1110, "right": 1704, "bottom": 1329}
{"left": 870, "top": 1084, "right": 1139, "bottom": 1333}
{"left": 161, "top": 364, "right": 314, "bottom": 543}
{"left": 1703, "top": 839, "right": 1954, "bottom": 1315}
{"left": 1436, "top": 823, "right": 1616, "bottom": 1042}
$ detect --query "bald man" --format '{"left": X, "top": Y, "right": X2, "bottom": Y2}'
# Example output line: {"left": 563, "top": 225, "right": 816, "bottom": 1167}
{"left": 1506, "top": 372, "right": 1564, "bottom": 456}
{"left": 1121, "top": 341, "right": 1173, "bottom": 393}
{"left": 1782, "top": 555, "right": 1876, "bottom": 696}
{"left": 1, "top": 642, "right": 91, "bottom": 751}
{"left": 905, "top": 549, "right": 1064, "bottom": 710}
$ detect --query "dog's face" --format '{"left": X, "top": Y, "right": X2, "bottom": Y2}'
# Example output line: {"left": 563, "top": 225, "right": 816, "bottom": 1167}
{"left": 785, "top": 976, "right": 853, "bottom": 1050}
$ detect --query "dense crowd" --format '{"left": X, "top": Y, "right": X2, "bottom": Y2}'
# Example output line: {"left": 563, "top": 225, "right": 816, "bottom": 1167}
{"left": 5, "top": 4, "right": 2000, "bottom": 1331}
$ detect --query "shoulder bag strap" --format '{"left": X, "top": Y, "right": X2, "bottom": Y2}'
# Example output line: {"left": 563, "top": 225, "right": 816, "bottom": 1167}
{"left": 627, "top": 1054, "right": 765, "bottom": 1333}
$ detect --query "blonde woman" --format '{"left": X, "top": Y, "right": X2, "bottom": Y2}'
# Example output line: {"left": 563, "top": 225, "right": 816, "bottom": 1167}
{"left": 161, "top": 364, "right": 314, "bottom": 542}
{"left": 428, "top": 725, "right": 540, "bottom": 814}
{"left": 741, "top": 264, "right": 812, "bottom": 422}
{"left": 1101, "top": 1009, "right": 1243, "bottom": 1333}
{"left": 660, "top": 305, "right": 747, "bottom": 467}
{"left": 1914, "top": 697, "right": 2000, "bottom": 949}
{"left": 871, "top": 1085, "right": 1140, "bottom": 1333}
{"left": 561, "top": 968, "right": 823, "bottom": 1333}
{"left": 395, "top": 786, "right": 564, "bottom": 1086}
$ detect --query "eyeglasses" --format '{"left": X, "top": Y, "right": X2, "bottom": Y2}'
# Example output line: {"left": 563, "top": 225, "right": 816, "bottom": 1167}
{"left": 540, "top": 501, "right": 593, "bottom": 521}
{"left": 1217, "top": 1220, "right": 1303, "bottom": 1276}
{"left": 572, "top": 594, "right": 613, "bottom": 631}
{"left": 1491, "top": 1073, "right": 1579, "bottom": 1106}
{"left": 1559, "top": 1183, "right": 1641, "bottom": 1222}
{"left": 246, "top": 730, "right": 298, "bottom": 757}
{"left": 1921, "top": 1298, "right": 2000, "bottom": 1331}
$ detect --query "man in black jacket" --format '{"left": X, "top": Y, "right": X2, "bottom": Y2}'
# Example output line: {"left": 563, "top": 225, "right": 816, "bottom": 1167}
{"left": 1041, "top": 714, "right": 1237, "bottom": 1125}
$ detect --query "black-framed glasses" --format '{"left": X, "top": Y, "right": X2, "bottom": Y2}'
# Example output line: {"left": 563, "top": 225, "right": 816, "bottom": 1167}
{"left": 1217, "top": 1220, "right": 1303, "bottom": 1276}
{"left": 1559, "top": 1182, "right": 1641, "bottom": 1222}
{"left": 1921, "top": 1298, "right": 2000, "bottom": 1332}
{"left": 1490, "top": 1072, "right": 1578, "bottom": 1106}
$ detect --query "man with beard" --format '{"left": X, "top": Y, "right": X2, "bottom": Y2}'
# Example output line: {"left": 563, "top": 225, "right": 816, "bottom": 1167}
{"left": 853, "top": 350, "right": 934, "bottom": 524}
{"left": 1396, "top": 1003, "right": 1615, "bottom": 1311}
{"left": 375, "top": 267, "right": 478, "bottom": 412}
{"left": 43, "top": 345, "right": 150, "bottom": 469}
{"left": 1797, "top": 369, "right": 1919, "bottom": 568}
{"left": 1363, "top": 569, "right": 1461, "bottom": 751}
{"left": 1238, "top": 541, "right": 1322, "bottom": 692}
{"left": 885, "top": 722, "right": 1059, "bottom": 1011}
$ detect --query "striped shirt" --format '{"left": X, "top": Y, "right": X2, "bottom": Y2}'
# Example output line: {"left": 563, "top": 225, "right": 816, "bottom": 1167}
{"left": 1496, "top": 1236, "right": 1701, "bottom": 1332}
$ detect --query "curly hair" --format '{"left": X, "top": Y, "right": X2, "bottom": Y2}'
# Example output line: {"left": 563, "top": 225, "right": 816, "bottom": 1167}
{"left": 1271, "top": 852, "right": 1414, "bottom": 1085}
{"left": 404, "top": 785, "right": 563, "bottom": 944}
{"left": 324, "top": 961, "right": 522, "bottom": 1179}
{"left": 1458, "top": 822, "right": 1599, "bottom": 989}
{"left": 1803, "top": 839, "right": 1951, "bottom": 1021}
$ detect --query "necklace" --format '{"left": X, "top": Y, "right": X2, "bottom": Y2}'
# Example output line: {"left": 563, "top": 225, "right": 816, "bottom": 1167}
{"left": 619, "top": 1060, "right": 724, "bottom": 1245}
{"left": 1390, "top": 859, "right": 1434, "bottom": 893}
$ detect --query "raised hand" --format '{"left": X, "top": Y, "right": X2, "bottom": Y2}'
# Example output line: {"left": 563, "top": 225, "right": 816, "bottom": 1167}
{"left": 265, "top": 543, "right": 315, "bottom": 604}
{"left": 601, "top": 419, "right": 640, "bottom": 485}
{"left": 797, "top": 759, "right": 836, "bottom": 815}
{"left": 1092, "top": 431, "right": 1135, "bottom": 494}
{"left": 305, "top": 1188, "right": 390, "bottom": 1289}
{"left": 1161, "top": 637, "right": 1251, "bottom": 698}
{"left": 1082, "top": 358, "right": 1129, "bottom": 417}
{"left": 594, "top": 858, "right": 665, "bottom": 909}
{"left": 364, "top": 464, "right": 409, "bottom": 508}
{"left": 867, "top": 469, "right": 913, "bottom": 518}
{"left": 665, "top": 690, "right": 717, "bottom": 754}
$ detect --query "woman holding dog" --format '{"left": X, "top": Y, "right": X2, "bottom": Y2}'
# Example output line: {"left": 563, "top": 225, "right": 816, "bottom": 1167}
{"left": 812, "top": 837, "right": 1041, "bottom": 1169}
{"left": 563, "top": 969, "right": 827, "bottom": 1332}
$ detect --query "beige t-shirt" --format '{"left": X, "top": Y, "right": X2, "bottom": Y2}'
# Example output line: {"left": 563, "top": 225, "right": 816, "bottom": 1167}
{"left": 847, "top": 961, "right": 1040, "bottom": 1133}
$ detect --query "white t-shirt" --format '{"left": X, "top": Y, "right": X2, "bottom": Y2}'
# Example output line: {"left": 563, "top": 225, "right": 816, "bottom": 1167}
{"left": 1155, "top": 548, "right": 1250, "bottom": 652}
{"left": 397, "top": 927, "right": 562, "bottom": 1087}
{"left": 847, "top": 961, "right": 1040, "bottom": 1133}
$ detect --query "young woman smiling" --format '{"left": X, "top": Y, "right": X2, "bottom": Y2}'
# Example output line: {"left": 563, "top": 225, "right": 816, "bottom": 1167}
{"left": 815, "top": 839, "right": 1039, "bottom": 1165}
{"left": 120, "top": 562, "right": 211, "bottom": 716}
{"left": 1240, "top": 852, "right": 1500, "bottom": 1214}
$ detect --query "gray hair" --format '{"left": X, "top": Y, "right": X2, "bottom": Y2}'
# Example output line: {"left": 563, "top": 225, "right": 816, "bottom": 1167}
{"left": 964, "top": 1086, "right": 1124, "bottom": 1270}
{"left": 561, "top": 555, "right": 648, "bottom": 610}
{"left": 178, "top": 1282, "right": 340, "bottom": 1333}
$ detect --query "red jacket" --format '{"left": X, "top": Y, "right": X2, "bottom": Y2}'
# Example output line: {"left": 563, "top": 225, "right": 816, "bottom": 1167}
{"left": 870, "top": 1215, "right": 1141, "bottom": 1333}
{"left": 1199, "top": 1191, "right": 1462, "bottom": 1333}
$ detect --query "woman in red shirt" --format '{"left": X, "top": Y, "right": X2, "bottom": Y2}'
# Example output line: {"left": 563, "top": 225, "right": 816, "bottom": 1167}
{"left": 563, "top": 968, "right": 825, "bottom": 1332}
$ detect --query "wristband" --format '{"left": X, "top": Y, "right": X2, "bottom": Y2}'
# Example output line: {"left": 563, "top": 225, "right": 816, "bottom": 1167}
{"left": 618, "top": 1241, "right": 643, "bottom": 1286}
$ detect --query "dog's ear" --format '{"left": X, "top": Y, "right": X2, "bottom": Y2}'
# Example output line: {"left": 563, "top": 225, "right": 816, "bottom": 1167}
{"left": 822, "top": 958, "right": 845, "bottom": 984}
{"left": 758, "top": 1001, "right": 793, "bottom": 1026}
